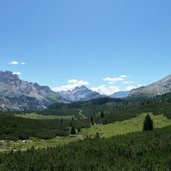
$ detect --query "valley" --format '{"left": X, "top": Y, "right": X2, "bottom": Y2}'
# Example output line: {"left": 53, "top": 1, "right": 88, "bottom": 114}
{"left": 0, "top": 72, "right": 171, "bottom": 170}
{"left": 0, "top": 112, "right": 170, "bottom": 153}
{"left": 1, "top": 0, "right": 171, "bottom": 169}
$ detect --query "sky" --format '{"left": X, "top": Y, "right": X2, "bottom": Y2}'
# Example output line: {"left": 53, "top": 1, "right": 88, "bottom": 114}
{"left": 0, "top": 0, "right": 171, "bottom": 95}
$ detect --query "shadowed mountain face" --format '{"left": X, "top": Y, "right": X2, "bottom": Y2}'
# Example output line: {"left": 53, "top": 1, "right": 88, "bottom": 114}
{"left": 58, "top": 86, "right": 105, "bottom": 102}
{"left": 0, "top": 71, "right": 64, "bottom": 111}
{"left": 110, "top": 91, "right": 130, "bottom": 98}
{"left": 129, "top": 74, "right": 171, "bottom": 97}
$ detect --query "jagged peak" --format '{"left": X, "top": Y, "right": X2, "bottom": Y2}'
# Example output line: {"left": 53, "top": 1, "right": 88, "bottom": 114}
{"left": 0, "top": 70, "right": 19, "bottom": 81}
{"left": 73, "top": 85, "right": 88, "bottom": 91}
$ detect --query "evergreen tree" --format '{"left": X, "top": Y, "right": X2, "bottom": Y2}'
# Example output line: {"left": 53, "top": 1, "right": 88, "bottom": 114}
{"left": 104, "top": 119, "right": 107, "bottom": 125}
{"left": 77, "top": 128, "right": 81, "bottom": 133}
{"left": 90, "top": 116, "right": 94, "bottom": 126}
{"left": 70, "top": 126, "right": 76, "bottom": 134}
{"left": 100, "top": 111, "right": 104, "bottom": 118}
{"left": 95, "top": 132, "right": 100, "bottom": 138}
{"left": 143, "top": 115, "right": 153, "bottom": 131}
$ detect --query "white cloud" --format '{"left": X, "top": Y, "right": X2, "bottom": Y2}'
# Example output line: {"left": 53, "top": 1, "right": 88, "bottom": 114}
{"left": 103, "top": 75, "right": 128, "bottom": 84}
{"left": 91, "top": 85, "right": 120, "bottom": 95}
{"left": 12, "top": 72, "right": 21, "bottom": 75}
{"left": 9, "top": 61, "right": 19, "bottom": 65}
{"left": 122, "top": 81, "right": 134, "bottom": 84}
{"left": 125, "top": 86, "right": 137, "bottom": 91}
{"left": 8, "top": 61, "right": 26, "bottom": 65}
{"left": 52, "top": 74, "right": 142, "bottom": 95}
{"left": 125, "top": 83, "right": 143, "bottom": 91}
{"left": 52, "top": 79, "right": 89, "bottom": 92}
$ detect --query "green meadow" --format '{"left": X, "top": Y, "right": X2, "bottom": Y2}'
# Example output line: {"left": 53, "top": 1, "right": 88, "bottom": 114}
{"left": 1, "top": 112, "right": 171, "bottom": 152}
{"left": 16, "top": 113, "right": 75, "bottom": 120}
{"left": 81, "top": 113, "right": 171, "bottom": 138}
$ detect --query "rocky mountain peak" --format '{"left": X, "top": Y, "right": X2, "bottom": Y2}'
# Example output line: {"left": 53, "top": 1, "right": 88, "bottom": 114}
{"left": 0, "top": 71, "right": 65, "bottom": 111}
{"left": 58, "top": 85, "right": 104, "bottom": 102}
{"left": 73, "top": 85, "right": 88, "bottom": 91}
{"left": 0, "top": 71, "right": 19, "bottom": 83}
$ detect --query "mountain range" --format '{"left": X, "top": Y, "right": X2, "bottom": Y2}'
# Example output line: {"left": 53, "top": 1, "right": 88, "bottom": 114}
{"left": 58, "top": 85, "right": 104, "bottom": 102}
{"left": 0, "top": 71, "right": 103, "bottom": 111}
{"left": 1, "top": 71, "right": 171, "bottom": 111}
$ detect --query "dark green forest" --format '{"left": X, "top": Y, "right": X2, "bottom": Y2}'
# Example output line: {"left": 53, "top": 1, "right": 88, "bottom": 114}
{"left": 39, "top": 92, "right": 171, "bottom": 122}
{"left": 0, "top": 113, "right": 94, "bottom": 140}
{"left": 0, "top": 126, "right": 171, "bottom": 171}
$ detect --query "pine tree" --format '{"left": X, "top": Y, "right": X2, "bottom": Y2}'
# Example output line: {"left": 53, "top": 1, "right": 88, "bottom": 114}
{"left": 95, "top": 132, "right": 100, "bottom": 138}
{"left": 70, "top": 126, "right": 76, "bottom": 134}
{"left": 100, "top": 111, "right": 104, "bottom": 118}
{"left": 90, "top": 116, "right": 94, "bottom": 126}
{"left": 143, "top": 114, "right": 153, "bottom": 131}
{"left": 77, "top": 128, "right": 81, "bottom": 133}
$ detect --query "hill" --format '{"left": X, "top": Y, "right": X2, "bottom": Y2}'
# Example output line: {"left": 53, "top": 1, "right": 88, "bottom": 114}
{"left": 110, "top": 91, "right": 130, "bottom": 98}
{"left": 129, "top": 74, "right": 171, "bottom": 97}
{"left": 40, "top": 93, "right": 171, "bottom": 125}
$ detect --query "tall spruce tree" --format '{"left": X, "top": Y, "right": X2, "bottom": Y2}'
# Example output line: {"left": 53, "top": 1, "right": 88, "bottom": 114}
{"left": 90, "top": 116, "right": 94, "bottom": 126}
{"left": 143, "top": 114, "right": 153, "bottom": 131}
{"left": 70, "top": 126, "right": 76, "bottom": 134}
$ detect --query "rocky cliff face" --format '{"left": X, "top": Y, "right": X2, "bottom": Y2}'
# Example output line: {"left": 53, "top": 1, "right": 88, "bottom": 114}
{"left": 0, "top": 71, "right": 64, "bottom": 111}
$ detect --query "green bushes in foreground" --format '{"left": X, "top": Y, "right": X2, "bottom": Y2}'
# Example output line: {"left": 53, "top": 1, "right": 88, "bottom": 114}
{"left": 0, "top": 126, "right": 171, "bottom": 171}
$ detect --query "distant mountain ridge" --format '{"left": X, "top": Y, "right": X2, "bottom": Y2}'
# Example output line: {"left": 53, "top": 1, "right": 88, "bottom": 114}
{"left": 110, "top": 91, "right": 130, "bottom": 98}
{"left": 1, "top": 71, "right": 171, "bottom": 111}
{"left": 0, "top": 71, "right": 64, "bottom": 111}
{"left": 129, "top": 74, "right": 171, "bottom": 97}
{"left": 58, "top": 85, "right": 105, "bottom": 102}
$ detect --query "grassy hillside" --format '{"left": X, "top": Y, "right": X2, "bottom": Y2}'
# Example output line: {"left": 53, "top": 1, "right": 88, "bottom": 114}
{"left": 81, "top": 113, "right": 171, "bottom": 138}
{"left": 1, "top": 113, "right": 171, "bottom": 152}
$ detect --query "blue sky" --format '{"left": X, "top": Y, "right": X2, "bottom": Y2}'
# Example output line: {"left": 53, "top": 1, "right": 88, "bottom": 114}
{"left": 0, "top": 0, "right": 171, "bottom": 95}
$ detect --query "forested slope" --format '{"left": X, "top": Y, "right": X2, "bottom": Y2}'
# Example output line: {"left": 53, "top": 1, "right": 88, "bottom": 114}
{"left": 0, "top": 126, "right": 171, "bottom": 171}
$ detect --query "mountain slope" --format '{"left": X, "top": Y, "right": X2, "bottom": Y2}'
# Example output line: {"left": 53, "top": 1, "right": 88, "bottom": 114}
{"left": 0, "top": 71, "right": 64, "bottom": 111}
{"left": 110, "top": 91, "right": 130, "bottom": 98}
{"left": 129, "top": 74, "right": 171, "bottom": 97}
{"left": 58, "top": 85, "right": 105, "bottom": 102}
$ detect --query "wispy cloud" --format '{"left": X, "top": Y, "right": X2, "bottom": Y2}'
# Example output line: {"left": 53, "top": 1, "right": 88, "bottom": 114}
{"left": 52, "top": 74, "right": 142, "bottom": 95}
{"left": 91, "top": 85, "right": 120, "bottom": 95}
{"left": 8, "top": 61, "right": 26, "bottom": 65}
{"left": 104, "top": 75, "right": 128, "bottom": 84}
{"left": 12, "top": 72, "right": 21, "bottom": 75}
{"left": 52, "top": 79, "right": 89, "bottom": 92}
{"left": 9, "top": 61, "right": 19, "bottom": 65}
{"left": 21, "top": 62, "right": 26, "bottom": 65}
{"left": 122, "top": 81, "right": 134, "bottom": 84}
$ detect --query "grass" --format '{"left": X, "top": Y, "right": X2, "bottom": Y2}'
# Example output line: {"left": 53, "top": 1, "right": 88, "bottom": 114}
{"left": 16, "top": 113, "right": 75, "bottom": 120}
{"left": 81, "top": 113, "right": 171, "bottom": 138}
{"left": 79, "top": 110, "right": 87, "bottom": 119}
{"left": 2, "top": 113, "right": 171, "bottom": 152}
{"left": 0, "top": 136, "right": 83, "bottom": 152}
